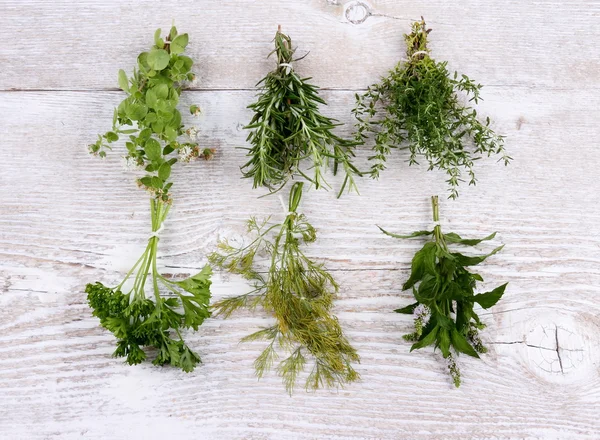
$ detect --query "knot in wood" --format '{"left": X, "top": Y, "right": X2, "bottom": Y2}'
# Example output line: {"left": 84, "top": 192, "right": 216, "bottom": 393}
{"left": 345, "top": 1, "right": 370, "bottom": 24}
{"left": 519, "top": 313, "right": 600, "bottom": 385}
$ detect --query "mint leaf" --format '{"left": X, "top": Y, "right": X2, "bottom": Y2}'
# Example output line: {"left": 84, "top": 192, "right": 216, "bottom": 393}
{"left": 474, "top": 283, "right": 508, "bottom": 309}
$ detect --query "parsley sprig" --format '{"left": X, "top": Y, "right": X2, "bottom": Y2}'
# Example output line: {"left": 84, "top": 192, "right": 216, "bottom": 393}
{"left": 209, "top": 182, "right": 359, "bottom": 393}
{"left": 85, "top": 27, "right": 213, "bottom": 372}
{"left": 353, "top": 18, "right": 511, "bottom": 198}
{"left": 380, "top": 196, "right": 507, "bottom": 386}
{"left": 243, "top": 28, "right": 361, "bottom": 197}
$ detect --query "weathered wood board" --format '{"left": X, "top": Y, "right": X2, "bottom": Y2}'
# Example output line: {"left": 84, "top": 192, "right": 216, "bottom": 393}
{"left": 1, "top": 1, "right": 599, "bottom": 439}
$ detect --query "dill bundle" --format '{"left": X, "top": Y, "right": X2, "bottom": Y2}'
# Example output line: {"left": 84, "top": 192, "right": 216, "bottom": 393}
{"left": 210, "top": 182, "right": 359, "bottom": 393}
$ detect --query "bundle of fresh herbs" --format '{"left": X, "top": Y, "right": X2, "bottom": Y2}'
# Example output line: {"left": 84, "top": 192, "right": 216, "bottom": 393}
{"left": 353, "top": 18, "right": 511, "bottom": 198}
{"left": 379, "top": 196, "right": 507, "bottom": 386}
{"left": 86, "top": 27, "right": 213, "bottom": 372}
{"left": 243, "top": 27, "right": 361, "bottom": 197}
{"left": 209, "top": 182, "right": 359, "bottom": 393}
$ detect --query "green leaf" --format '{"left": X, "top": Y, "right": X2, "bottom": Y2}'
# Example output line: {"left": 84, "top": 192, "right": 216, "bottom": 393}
{"left": 410, "top": 325, "right": 438, "bottom": 351}
{"left": 378, "top": 226, "right": 433, "bottom": 240}
{"left": 105, "top": 131, "right": 119, "bottom": 142}
{"left": 127, "top": 103, "right": 148, "bottom": 121}
{"left": 450, "top": 328, "right": 480, "bottom": 358}
{"left": 158, "top": 162, "right": 171, "bottom": 180}
{"left": 415, "top": 274, "right": 438, "bottom": 303}
{"left": 179, "top": 346, "right": 200, "bottom": 372}
{"left": 179, "top": 55, "right": 193, "bottom": 72}
{"left": 118, "top": 69, "right": 129, "bottom": 92}
{"left": 139, "top": 176, "right": 152, "bottom": 187}
{"left": 154, "top": 83, "right": 169, "bottom": 99}
{"left": 144, "top": 138, "right": 162, "bottom": 161}
{"left": 191, "top": 264, "right": 213, "bottom": 281}
{"left": 435, "top": 313, "right": 454, "bottom": 330}
{"left": 473, "top": 283, "right": 508, "bottom": 309}
{"left": 437, "top": 328, "right": 451, "bottom": 357}
{"left": 403, "top": 242, "right": 437, "bottom": 290}
{"left": 164, "top": 126, "right": 177, "bottom": 141}
{"left": 170, "top": 33, "right": 189, "bottom": 55}
{"left": 151, "top": 176, "right": 163, "bottom": 189}
{"left": 145, "top": 112, "right": 157, "bottom": 123}
{"left": 455, "top": 301, "right": 472, "bottom": 332}
{"left": 154, "top": 28, "right": 164, "bottom": 48}
{"left": 444, "top": 231, "right": 497, "bottom": 246}
{"left": 452, "top": 245, "right": 504, "bottom": 266}
{"left": 190, "top": 104, "right": 200, "bottom": 115}
{"left": 146, "top": 89, "right": 158, "bottom": 109}
{"left": 394, "top": 302, "right": 419, "bottom": 314}
{"left": 147, "top": 49, "right": 170, "bottom": 71}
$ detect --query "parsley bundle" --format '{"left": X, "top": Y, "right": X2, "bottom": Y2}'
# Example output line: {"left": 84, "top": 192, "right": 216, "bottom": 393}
{"left": 243, "top": 27, "right": 361, "bottom": 197}
{"left": 353, "top": 18, "right": 511, "bottom": 198}
{"left": 380, "top": 196, "right": 507, "bottom": 386}
{"left": 86, "top": 27, "right": 213, "bottom": 372}
{"left": 209, "top": 182, "right": 359, "bottom": 393}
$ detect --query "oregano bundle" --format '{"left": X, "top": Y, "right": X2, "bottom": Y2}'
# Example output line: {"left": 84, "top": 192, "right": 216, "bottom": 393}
{"left": 353, "top": 18, "right": 511, "bottom": 198}
{"left": 86, "top": 27, "right": 213, "bottom": 372}
{"left": 379, "top": 196, "right": 507, "bottom": 386}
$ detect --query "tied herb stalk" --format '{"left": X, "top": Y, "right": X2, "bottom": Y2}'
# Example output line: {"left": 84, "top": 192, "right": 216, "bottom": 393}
{"left": 243, "top": 27, "right": 361, "bottom": 197}
{"left": 86, "top": 26, "right": 213, "bottom": 372}
{"left": 379, "top": 196, "right": 508, "bottom": 386}
{"left": 353, "top": 18, "right": 511, "bottom": 198}
{"left": 209, "top": 182, "right": 359, "bottom": 393}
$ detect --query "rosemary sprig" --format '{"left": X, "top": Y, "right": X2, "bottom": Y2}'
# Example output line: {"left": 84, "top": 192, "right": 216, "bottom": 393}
{"left": 379, "top": 196, "right": 507, "bottom": 386}
{"left": 209, "top": 182, "right": 359, "bottom": 393}
{"left": 85, "top": 27, "right": 213, "bottom": 371}
{"left": 353, "top": 18, "right": 511, "bottom": 198}
{"left": 243, "top": 27, "right": 361, "bottom": 197}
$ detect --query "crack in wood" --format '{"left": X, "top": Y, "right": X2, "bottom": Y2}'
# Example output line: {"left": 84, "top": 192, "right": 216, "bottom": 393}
{"left": 489, "top": 340, "right": 584, "bottom": 353}
{"left": 555, "top": 324, "right": 564, "bottom": 374}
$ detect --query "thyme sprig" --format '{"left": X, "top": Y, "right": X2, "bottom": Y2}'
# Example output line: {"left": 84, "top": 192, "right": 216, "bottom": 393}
{"left": 85, "top": 27, "right": 212, "bottom": 371}
{"left": 380, "top": 196, "right": 507, "bottom": 386}
{"left": 209, "top": 182, "right": 359, "bottom": 393}
{"left": 353, "top": 18, "right": 511, "bottom": 198}
{"left": 243, "top": 28, "right": 361, "bottom": 197}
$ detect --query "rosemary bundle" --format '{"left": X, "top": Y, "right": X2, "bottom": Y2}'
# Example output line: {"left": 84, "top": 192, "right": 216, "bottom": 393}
{"left": 86, "top": 27, "right": 213, "bottom": 371}
{"left": 353, "top": 18, "right": 511, "bottom": 198}
{"left": 243, "top": 27, "right": 361, "bottom": 197}
{"left": 380, "top": 196, "right": 507, "bottom": 386}
{"left": 210, "top": 183, "right": 359, "bottom": 393}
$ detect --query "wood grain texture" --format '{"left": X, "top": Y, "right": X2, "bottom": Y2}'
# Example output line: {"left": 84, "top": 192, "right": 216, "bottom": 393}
{"left": 1, "top": 0, "right": 600, "bottom": 90}
{"left": 1, "top": 0, "right": 600, "bottom": 439}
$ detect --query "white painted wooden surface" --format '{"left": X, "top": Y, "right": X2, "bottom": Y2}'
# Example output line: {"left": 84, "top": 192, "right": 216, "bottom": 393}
{"left": 1, "top": 1, "right": 599, "bottom": 439}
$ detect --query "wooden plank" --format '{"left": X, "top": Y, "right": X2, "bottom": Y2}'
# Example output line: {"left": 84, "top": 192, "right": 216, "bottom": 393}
{"left": 1, "top": 0, "right": 599, "bottom": 90}
{"left": 1, "top": 88, "right": 600, "bottom": 438}
{"left": 1, "top": 267, "right": 599, "bottom": 439}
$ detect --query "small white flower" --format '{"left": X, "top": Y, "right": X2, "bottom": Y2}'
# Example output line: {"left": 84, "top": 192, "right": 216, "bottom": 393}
{"left": 178, "top": 146, "right": 193, "bottom": 162}
{"left": 186, "top": 126, "right": 200, "bottom": 141}
{"left": 122, "top": 156, "right": 140, "bottom": 171}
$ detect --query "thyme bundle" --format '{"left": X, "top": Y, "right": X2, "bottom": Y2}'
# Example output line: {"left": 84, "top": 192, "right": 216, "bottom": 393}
{"left": 353, "top": 18, "right": 511, "bottom": 198}
{"left": 243, "top": 27, "right": 361, "bottom": 197}
{"left": 86, "top": 27, "right": 213, "bottom": 371}
{"left": 210, "top": 182, "right": 359, "bottom": 393}
{"left": 380, "top": 196, "right": 507, "bottom": 386}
